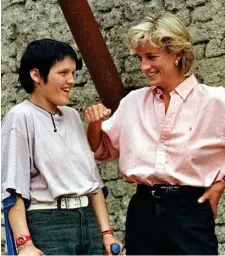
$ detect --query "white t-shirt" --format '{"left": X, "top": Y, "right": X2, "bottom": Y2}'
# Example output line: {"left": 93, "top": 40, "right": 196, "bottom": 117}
{"left": 1, "top": 100, "right": 103, "bottom": 203}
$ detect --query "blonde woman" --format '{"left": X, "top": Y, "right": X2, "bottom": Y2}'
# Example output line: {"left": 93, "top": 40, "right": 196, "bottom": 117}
{"left": 85, "top": 12, "right": 225, "bottom": 255}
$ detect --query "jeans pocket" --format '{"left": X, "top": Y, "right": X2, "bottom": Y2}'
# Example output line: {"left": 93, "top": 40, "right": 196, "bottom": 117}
{"left": 185, "top": 198, "right": 213, "bottom": 219}
{"left": 204, "top": 200, "right": 214, "bottom": 219}
{"left": 26, "top": 210, "right": 55, "bottom": 230}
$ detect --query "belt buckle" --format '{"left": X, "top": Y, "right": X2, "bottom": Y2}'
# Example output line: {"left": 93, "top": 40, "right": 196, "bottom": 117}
{"left": 76, "top": 198, "right": 81, "bottom": 208}
{"left": 66, "top": 198, "right": 80, "bottom": 209}
{"left": 151, "top": 189, "right": 162, "bottom": 198}
{"left": 57, "top": 196, "right": 88, "bottom": 209}
{"left": 65, "top": 198, "right": 70, "bottom": 209}
{"left": 59, "top": 197, "right": 72, "bottom": 209}
{"left": 151, "top": 190, "right": 161, "bottom": 198}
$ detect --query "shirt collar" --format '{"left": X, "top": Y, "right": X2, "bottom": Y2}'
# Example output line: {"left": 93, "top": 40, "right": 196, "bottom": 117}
{"left": 151, "top": 74, "right": 198, "bottom": 100}
{"left": 151, "top": 86, "right": 163, "bottom": 95}
{"left": 175, "top": 74, "right": 198, "bottom": 100}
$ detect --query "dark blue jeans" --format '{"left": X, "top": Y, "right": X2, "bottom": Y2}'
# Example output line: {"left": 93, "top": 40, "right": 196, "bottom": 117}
{"left": 26, "top": 206, "right": 103, "bottom": 255}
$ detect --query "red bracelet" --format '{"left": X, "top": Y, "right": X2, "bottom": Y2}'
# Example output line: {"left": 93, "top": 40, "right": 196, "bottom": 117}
{"left": 16, "top": 235, "right": 32, "bottom": 248}
{"left": 101, "top": 229, "right": 113, "bottom": 236}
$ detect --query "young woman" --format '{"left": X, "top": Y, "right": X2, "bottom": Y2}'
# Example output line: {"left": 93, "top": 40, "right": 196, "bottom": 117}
{"left": 2, "top": 39, "right": 121, "bottom": 255}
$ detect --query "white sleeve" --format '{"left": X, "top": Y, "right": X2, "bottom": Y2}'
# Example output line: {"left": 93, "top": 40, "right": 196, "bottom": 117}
{"left": 1, "top": 113, "right": 31, "bottom": 201}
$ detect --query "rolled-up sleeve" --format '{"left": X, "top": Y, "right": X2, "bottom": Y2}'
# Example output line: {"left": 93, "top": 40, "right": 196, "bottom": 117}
{"left": 94, "top": 131, "right": 119, "bottom": 162}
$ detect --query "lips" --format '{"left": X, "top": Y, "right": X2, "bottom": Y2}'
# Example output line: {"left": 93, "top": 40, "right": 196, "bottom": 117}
{"left": 61, "top": 88, "right": 70, "bottom": 94}
{"left": 147, "top": 71, "right": 157, "bottom": 77}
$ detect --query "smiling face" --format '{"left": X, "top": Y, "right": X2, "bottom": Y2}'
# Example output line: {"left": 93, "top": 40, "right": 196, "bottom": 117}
{"left": 30, "top": 56, "right": 76, "bottom": 113}
{"left": 135, "top": 41, "right": 184, "bottom": 92}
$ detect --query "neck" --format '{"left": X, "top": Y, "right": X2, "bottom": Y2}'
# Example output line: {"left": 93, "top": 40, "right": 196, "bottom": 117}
{"left": 30, "top": 95, "right": 57, "bottom": 115}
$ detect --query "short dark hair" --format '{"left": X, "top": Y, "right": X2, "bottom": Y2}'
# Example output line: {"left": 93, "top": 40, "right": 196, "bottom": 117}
{"left": 19, "top": 38, "right": 83, "bottom": 93}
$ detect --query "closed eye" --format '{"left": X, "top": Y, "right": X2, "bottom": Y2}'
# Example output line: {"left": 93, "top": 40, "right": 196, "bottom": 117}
{"left": 146, "top": 54, "right": 157, "bottom": 60}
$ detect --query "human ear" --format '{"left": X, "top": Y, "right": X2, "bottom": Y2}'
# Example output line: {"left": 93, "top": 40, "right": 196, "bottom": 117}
{"left": 30, "top": 68, "right": 41, "bottom": 84}
{"left": 176, "top": 51, "right": 183, "bottom": 62}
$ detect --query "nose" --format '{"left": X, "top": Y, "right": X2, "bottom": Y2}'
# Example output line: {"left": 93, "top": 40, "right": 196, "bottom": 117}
{"left": 140, "top": 58, "right": 151, "bottom": 72}
{"left": 67, "top": 74, "right": 75, "bottom": 87}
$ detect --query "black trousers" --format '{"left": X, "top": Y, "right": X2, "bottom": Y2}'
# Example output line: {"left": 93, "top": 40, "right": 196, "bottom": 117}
{"left": 125, "top": 185, "right": 218, "bottom": 255}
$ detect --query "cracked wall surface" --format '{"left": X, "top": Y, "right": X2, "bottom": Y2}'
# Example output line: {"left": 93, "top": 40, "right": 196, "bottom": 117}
{"left": 1, "top": 0, "right": 225, "bottom": 254}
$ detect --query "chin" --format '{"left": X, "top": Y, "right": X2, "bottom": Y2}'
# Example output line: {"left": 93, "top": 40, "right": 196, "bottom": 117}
{"left": 148, "top": 80, "right": 157, "bottom": 86}
{"left": 149, "top": 77, "right": 161, "bottom": 87}
{"left": 58, "top": 99, "right": 69, "bottom": 106}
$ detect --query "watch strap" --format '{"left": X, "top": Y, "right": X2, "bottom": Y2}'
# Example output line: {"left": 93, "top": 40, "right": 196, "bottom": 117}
{"left": 16, "top": 235, "right": 32, "bottom": 248}
{"left": 101, "top": 228, "right": 113, "bottom": 236}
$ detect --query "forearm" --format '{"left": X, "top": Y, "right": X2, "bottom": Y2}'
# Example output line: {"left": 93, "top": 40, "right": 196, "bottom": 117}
{"left": 87, "top": 122, "right": 103, "bottom": 152}
{"left": 8, "top": 196, "right": 31, "bottom": 239}
{"left": 89, "top": 190, "right": 123, "bottom": 254}
{"left": 88, "top": 189, "right": 111, "bottom": 232}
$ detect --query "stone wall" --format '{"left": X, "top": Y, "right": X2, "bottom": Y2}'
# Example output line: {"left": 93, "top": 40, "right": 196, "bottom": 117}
{"left": 1, "top": 0, "right": 225, "bottom": 254}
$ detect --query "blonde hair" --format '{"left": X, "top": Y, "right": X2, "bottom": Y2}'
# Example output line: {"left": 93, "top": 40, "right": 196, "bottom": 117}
{"left": 125, "top": 12, "right": 194, "bottom": 74}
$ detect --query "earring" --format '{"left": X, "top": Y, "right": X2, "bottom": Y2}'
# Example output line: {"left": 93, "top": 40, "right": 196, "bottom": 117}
{"left": 175, "top": 60, "right": 179, "bottom": 66}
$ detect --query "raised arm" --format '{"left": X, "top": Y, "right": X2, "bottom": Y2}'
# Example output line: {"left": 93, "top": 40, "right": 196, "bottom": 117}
{"left": 85, "top": 103, "right": 111, "bottom": 152}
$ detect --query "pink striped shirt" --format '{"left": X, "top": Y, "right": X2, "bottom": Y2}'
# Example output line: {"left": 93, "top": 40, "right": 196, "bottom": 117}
{"left": 95, "top": 75, "right": 225, "bottom": 187}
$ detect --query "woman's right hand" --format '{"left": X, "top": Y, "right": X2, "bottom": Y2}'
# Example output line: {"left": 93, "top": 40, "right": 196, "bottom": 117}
{"left": 18, "top": 244, "right": 44, "bottom": 255}
{"left": 85, "top": 103, "right": 112, "bottom": 124}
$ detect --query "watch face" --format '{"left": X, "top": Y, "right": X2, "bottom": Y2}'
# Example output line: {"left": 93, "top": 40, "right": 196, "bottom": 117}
{"left": 16, "top": 235, "right": 30, "bottom": 246}
{"left": 17, "top": 236, "right": 26, "bottom": 245}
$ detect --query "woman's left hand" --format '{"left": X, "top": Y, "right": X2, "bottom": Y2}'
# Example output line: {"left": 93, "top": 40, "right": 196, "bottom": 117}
{"left": 103, "top": 234, "right": 123, "bottom": 255}
{"left": 198, "top": 181, "right": 225, "bottom": 219}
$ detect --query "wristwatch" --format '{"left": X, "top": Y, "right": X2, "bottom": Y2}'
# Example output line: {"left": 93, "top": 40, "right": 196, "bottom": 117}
{"left": 16, "top": 235, "right": 32, "bottom": 248}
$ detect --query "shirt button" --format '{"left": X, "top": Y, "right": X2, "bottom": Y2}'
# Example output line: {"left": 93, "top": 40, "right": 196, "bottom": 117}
{"left": 159, "top": 103, "right": 163, "bottom": 106}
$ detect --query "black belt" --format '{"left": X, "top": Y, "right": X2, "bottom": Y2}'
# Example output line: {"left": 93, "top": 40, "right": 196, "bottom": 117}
{"left": 137, "top": 184, "right": 206, "bottom": 198}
